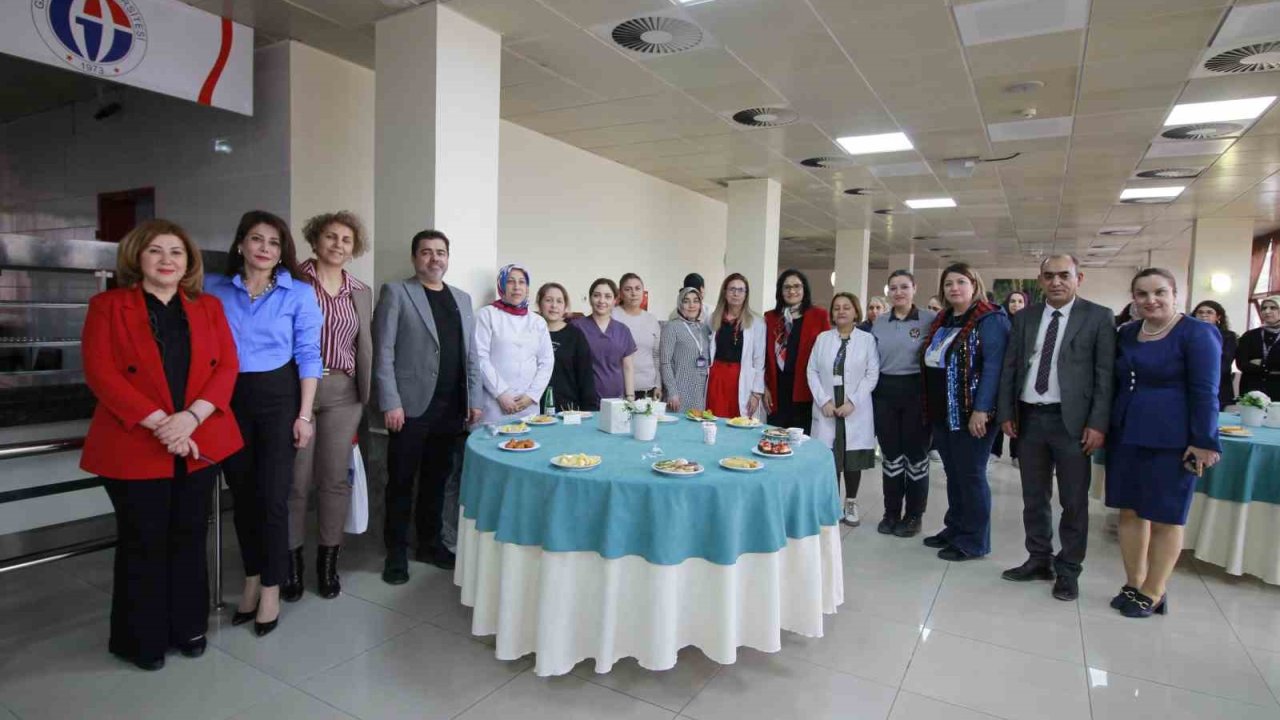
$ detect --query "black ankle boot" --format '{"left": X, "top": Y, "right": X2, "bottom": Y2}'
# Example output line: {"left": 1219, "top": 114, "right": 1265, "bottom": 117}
{"left": 282, "top": 547, "right": 304, "bottom": 603}
{"left": 317, "top": 545, "right": 341, "bottom": 599}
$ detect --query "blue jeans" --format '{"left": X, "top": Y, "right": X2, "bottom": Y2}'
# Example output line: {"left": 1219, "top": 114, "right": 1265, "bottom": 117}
{"left": 933, "top": 422, "right": 997, "bottom": 557}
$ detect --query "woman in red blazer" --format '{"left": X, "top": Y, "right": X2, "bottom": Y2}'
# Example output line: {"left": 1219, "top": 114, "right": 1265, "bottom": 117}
{"left": 764, "top": 270, "right": 830, "bottom": 434}
{"left": 80, "top": 219, "right": 242, "bottom": 671}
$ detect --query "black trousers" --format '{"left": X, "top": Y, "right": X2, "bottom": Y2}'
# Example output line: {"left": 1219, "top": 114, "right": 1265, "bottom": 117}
{"left": 1017, "top": 403, "right": 1091, "bottom": 578}
{"left": 104, "top": 463, "right": 216, "bottom": 663}
{"left": 385, "top": 411, "right": 464, "bottom": 558}
{"left": 223, "top": 364, "right": 299, "bottom": 587}
{"left": 873, "top": 374, "right": 931, "bottom": 521}
{"left": 768, "top": 370, "right": 812, "bottom": 433}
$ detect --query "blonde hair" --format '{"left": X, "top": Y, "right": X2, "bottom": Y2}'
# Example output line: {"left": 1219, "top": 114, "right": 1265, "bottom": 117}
{"left": 711, "top": 272, "right": 756, "bottom": 331}
{"left": 116, "top": 219, "right": 203, "bottom": 297}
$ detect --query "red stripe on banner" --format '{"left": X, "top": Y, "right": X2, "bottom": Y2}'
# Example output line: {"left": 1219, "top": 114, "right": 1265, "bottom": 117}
{"left": 198, "top": 18, "right": 234, "bottom": 107}
{"left": 105, "top": 0, "right": 130, "bottom": 27}
{"left": 83, "top": 0, "right": 103, "bottom": 19}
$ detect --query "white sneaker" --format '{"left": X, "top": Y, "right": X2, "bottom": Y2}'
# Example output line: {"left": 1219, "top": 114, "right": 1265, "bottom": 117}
{"left": 843, "top": 499, "right": 861, "bottom": 527}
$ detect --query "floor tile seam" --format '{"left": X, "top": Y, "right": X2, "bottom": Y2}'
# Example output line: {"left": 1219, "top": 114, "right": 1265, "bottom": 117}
{"left": 920, "top": 612, "right": 1088, "bottom": 664}
{"left": 766, "top": 648, "right": 907, "bottom": 691}
{"left": 895, "top": 685, "right": 1022, "bottom": 720}
{"left": 1193, "top": 563, "right": 1280, "bottom": 708}
{"left": 567, "top": 670, "right": 693, "bottom": 716}
{"left": 897, "top": 560, "right": 952, "bottom": 689}
{"left": 448, "top": 667, "right": 531, "bottom": 720}
{"left": 235, "top": 614, "right": 431, "bottom": 686}
{"left": 913, "top": 625, "right": 1093, "bottom": 678}
{"left": 1088, "top": 665, "right": 1280, "bottom": 709}
{"left": 1077, "top": 599, "right": 1097, "bottom": 720}
{"left": 674, "top": 662, "right": 722, "bottom": 716}
{"left": 212, "top": 681, "right": 357, "bottom": 720}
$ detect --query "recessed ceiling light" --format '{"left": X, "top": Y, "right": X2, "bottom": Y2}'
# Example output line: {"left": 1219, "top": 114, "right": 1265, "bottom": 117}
{"left": 836, "top": 132, "right": 913, "bottom": 155}
{"left": 904, "top": 198, "right": 957, "bottom": 209}
{"left": 1164, "top": 96, "right": 1276, "bottom": 125}
{"left": 1119, "top": 186, "right": 1185, "bottom": 200}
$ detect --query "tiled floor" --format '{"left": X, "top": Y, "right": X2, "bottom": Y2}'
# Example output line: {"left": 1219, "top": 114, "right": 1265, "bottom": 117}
{"left": 3, "top": 459, "right": 1280, "bottom": 720}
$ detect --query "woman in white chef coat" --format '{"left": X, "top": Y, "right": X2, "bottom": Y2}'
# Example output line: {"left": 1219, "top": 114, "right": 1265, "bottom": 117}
{"left": 807, "top": 292, "right": 879, "bottom": 528}
{"left": 474, "top": 264, "right": 554, "bottom": 423}
{"left": 706, "top": 273, "right": 768, "bottom": 421}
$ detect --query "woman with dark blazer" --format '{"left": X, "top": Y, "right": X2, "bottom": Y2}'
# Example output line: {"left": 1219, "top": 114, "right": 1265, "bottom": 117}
{"left": 536, "top": 282, "right": 597, "bottom": 412}
{"left": 1236, "top": 295, "right": 1280, "bottom": 400}
{"left": 206, "top": 211, "right": 323, "bottom": 636}
{"left": 920, "top": 263, "right": 1010, "bottom": 562}
{"left": 1192, "top": 300, "right": 1238, "bottom": 409}
{"left": 764, "top": 270, "right": 830, "bottom": 432}
{"left": 81, "top": 220, "right": 242, "bottom": 670}
{"left": 285, "top": 212, "right": 373, "bottom": 602}
{"left": 1107, "top": 269, "right": 1221, "bottom": 618}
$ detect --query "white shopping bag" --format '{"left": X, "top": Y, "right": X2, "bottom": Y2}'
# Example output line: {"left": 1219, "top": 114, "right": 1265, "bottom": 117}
{"left": 344, "top": 443, "right": 369, "bottom": 534}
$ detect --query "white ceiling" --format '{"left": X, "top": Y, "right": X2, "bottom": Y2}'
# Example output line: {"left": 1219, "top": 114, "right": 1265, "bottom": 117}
{"left": 118, "top": 1, "right": 1280, "bottom": 269}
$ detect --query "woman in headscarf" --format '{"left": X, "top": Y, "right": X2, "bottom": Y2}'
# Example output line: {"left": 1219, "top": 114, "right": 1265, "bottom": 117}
{"left": 474, "top": 264, "right": 555, "bottom": 423}
{"left": 1237, "top": 295, "right": 1280, "bottom": 400}
{"left": 661, "top": 287, "right": 712, "bottom": 412}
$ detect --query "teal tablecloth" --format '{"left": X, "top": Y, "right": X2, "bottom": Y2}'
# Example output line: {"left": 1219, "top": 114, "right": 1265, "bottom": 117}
{"left": 458, "top": 419, "right": 840, "bottom": 566}
{"left": 1197, "top": 413, "right": 1280, "bottom": 505}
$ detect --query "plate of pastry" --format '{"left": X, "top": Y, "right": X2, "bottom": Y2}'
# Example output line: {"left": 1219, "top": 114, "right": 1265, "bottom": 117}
{"left": 527, "top": 415, "right": 557, "bottom": 426}
{"left": 497, "top": 422, "right": 530, "bottom": 435}
{"left": 499, "top": 438, "right": 540, "bottom": 452}
{"left": 652, "top": 458, "right": 704, "bottom": 476}
{"left": 551, "top": 453, "right": 602, "bottom": 470}
{"left": 753, "top": 439, "right": 793, "bottom": 457}
{"left": 719, "top": 456, "right": 763, "bottom": 472}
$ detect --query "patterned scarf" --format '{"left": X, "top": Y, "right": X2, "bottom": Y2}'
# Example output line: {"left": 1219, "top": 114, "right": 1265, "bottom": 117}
{"left": 920, "top": 300, "right": 1000, "bottom": 431}
{"left": 491, "top": 263, "right": 530, "bottom": 316}
{"left": 775, "top": 306, "right": 799, "bottom": 372}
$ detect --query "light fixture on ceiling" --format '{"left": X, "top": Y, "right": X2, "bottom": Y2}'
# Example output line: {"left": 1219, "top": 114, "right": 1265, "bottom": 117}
{"left": 1161, "top": 122, "right": 1245, "bottom": 140}
{"left": 731, "top": 106, "right": 799, "bottom": 128}
{"left": 1164, "top": 96, "right": 1276, "bottom": 125}
{"left": 1119, "top": 186, "right": 1184, "bottom": 201}
{"left": 1210, "top": 272, "right": 1232, "bottom": 293}
{"left": 830, "top": 271, "right": 836, "bottom": 287}
{"left": 1098, "top": 226, "right": 1142, "bottom": 236}
{"left": 1203, "top": 42, "right": 1280, "bottom": 75}
{"left": 904, "top": 198, "right": 957, "bottom": 209}
{"left": 1136, "top": 168, "right": 1201, "bottom": 179}
{"left": 611, "top": 16, "right": 705, "bottom": 55}
{"left": 835, "top": 132, "right": 913, "bottom": 155}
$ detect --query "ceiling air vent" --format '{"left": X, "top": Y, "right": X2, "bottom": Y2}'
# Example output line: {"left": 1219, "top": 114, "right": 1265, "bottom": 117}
{"left": 800, "top": 156, "right": 854, "bottom": 168}
{"left": 873, "top": 208, "right": 903, "bottom": 215}
{"left": 610, "top": 16, "right": 704, "bottom": 55}
{"left": 1204, "top": 42, "right": 1280, "bottom": 74}
{"left": 1161, "top": 123, "right": 1245, "bottom": 140}
{"left": 1136, "top": 168, "right": 1200, "bottom": 179}
{"left": 1098, "top": 226, "right": 1142, "bottom": 236}
{"left": 731, "top": 107, "right": 799, "bottom": 128}
{"left": 843, "top": 187, "right": 875, "bottom": 196}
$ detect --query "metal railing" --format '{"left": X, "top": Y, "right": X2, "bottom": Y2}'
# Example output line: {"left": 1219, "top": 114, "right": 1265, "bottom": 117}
{"left": 0, "top": 437, "right": 226, "bottom": 609}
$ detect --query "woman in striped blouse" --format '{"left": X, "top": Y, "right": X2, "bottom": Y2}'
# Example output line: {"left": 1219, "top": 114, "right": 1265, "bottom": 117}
{"left": 285, "top": 212, "right": 373, "bottom": 603}
{"left": 661, "top": 286, "right": 711, "bottom": 412}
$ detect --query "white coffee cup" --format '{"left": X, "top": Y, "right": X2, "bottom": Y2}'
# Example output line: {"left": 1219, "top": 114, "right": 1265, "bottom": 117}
{"left": 702, "top": 421, "right": 717, "bottom": 444}
{"left": 787, "top": 427, "right": 804, "bottom": 442}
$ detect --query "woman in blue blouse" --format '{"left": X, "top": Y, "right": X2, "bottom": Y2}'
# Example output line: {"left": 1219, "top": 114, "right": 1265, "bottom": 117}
{"left": 206, "top": 211, "right": 322, "bottom": 636}
{"left": 1106, "top": 268, "right": 1221, "bottom": 618}
{"left": 920, "top": 263, "right": 1010, "bottom": 561}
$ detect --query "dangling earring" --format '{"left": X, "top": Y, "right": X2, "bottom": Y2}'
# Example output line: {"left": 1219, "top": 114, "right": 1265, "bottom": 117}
{"left": 236, "top": 246, "right": 242, "bottom": 256}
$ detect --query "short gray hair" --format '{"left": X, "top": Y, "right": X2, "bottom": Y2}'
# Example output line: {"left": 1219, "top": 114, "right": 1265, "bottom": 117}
{"left": 1039, "top": 254, "right": 1081, "bottom": 274}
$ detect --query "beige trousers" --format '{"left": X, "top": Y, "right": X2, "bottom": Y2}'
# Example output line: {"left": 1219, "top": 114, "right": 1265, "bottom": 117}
{"left": 289, "top": 373, "right": 364, "bottom": 548}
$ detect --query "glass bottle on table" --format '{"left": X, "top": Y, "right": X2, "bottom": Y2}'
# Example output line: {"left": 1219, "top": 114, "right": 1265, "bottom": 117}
{"left": 543, "top": 387, "right": 555, "bottom": 416}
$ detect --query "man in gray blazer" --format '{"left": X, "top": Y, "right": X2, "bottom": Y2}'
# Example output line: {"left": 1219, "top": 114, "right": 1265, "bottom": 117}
{"left": 374, "top": 229, "right": 482, "bottom": 583}
{"left": 997, "top": 254, "right": 1115, "bottom": 601}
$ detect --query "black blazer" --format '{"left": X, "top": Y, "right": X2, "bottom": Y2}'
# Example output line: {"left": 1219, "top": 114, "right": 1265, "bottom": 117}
{"left": 1217, "top": 328, "right": 1238, "bottom": 409}
{"left": 996, "top": 298, "right": 1116, "bottom": 441}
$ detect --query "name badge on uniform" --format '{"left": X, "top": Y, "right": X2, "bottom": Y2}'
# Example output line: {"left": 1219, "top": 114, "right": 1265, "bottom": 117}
{"left": 695, "top": 356, "right": 709, "bottom": 370}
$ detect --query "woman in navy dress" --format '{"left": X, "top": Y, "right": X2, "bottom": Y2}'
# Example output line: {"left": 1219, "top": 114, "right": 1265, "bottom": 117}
{"left": 1106, "top": 268, "right": 1221, "bottom": 618}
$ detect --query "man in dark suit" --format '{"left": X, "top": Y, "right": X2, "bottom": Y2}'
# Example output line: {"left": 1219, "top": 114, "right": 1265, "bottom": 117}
{"left": 373, "top": 229, "right": 482, "bottom": 583}
{"left": 997, "top": 254, "right": 1115, "bottom": 600}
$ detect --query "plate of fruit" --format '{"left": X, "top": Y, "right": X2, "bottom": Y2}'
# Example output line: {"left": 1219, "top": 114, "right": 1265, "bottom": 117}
{"left": 527, "top": 415, "right": 557, "bottom": 426}
{"left": 686, "top": 409, "right": 716, "bottom": 422}
{"left": 727, "top": 416, "right": 762, "bottom": 428}
{"left": 551, "top": 453, "right": 602, "bottom": 470}
{"left": 719, "top": 456, "right": 763, "bottom": 472}
{"left": 652, "top": 458, "right": 703, "bottom": 476}
{"left": 753, "top": 439, "right": 793, "bottom": 457}
{"left": 499, "top": 438, "right": 540, "bottom": 452}
{"left": 497, "top": 422, "right": 530, "bottom": 435}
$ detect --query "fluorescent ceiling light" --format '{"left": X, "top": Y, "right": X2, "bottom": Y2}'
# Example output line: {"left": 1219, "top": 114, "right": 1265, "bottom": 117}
{"left": 1165, "top": 97, "right": 1276, "bottom": 126}
{"left": 1119, "top": 186, "right": 1184, "bottom": 200}
{"left": 904, "top": 198, "right": 957, "bottom": 209}
{"left": 836, "top": 132, "right": 913, "bottom": 155}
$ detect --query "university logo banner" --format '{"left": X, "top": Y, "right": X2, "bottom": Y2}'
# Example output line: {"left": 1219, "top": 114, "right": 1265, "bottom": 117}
{"left": 2, "top": 0, "right": 253, "bottom": 115}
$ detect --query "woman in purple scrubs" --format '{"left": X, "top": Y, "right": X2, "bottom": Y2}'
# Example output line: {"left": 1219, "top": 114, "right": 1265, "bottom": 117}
{"left": 572, "top": 278, "right": 636, "bottom": 403}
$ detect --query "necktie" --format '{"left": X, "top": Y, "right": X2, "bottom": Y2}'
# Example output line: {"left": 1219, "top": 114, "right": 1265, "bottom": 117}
{"left": 1035, "top": 310, "right": 1061, "bottom": 395}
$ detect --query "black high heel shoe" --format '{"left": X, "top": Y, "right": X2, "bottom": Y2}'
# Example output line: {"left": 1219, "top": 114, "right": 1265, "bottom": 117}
{"left": 231, "top": 604, "right": 258, "bottom": 626}
{"left": 1120, "top": 590, "right": 1168, "bottom": 618}
{"left": 254, "top": 616, "right": 279, "bottom": 637}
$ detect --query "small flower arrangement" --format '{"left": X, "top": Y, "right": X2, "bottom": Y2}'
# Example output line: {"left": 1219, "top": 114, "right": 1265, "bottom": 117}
{"left": 624, "top": 399, "right": 656, "bottom": 416}
{"left": 1239, "top": 391, "right": 1272, "bottom": 410}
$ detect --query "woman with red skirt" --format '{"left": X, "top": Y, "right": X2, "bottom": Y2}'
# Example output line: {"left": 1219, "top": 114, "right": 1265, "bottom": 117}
{"left": 706, "top": 273, "right": 767, "bottom": 419}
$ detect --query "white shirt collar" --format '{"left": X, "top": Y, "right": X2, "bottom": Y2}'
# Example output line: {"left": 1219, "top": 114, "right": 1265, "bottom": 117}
{"left": 1043, "top": 297, "right": 1076, "bottom": 318}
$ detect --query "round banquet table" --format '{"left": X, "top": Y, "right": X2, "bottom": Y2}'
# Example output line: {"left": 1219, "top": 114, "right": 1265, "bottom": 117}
{"left": 1182, "top": 413, "right": 1280, "bottom": 584}
{"left": 453, "top": 418, "right": 844, "bottom": 676}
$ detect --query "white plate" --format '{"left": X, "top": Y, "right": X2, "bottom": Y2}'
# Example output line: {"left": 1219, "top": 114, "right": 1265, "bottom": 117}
{"left": 652, "top": 462, "right": 704, "bottom": 476}
{"left": 719, "top": 458, "right": 764, "bottom": 472}
{"left": 551, "top": 456, "right": 602, "bottom": 471}
{"left": 526, "top": 416, "right": 557, "bottom": 426}
{"left": 497, "top": 428, "right": 530, "bottom": 436}
{"left": 726, "top": 419, "right": 762, "bottom": 429}
{"left": 498, "top": 440, "right": 541, "bottom": 452}
{"left": 557, "top": 411, "right": 594, "bottom": 419}
{"left": 685, "top": 414, "right": 717, "bottom": 422}
{"left": 656, "top": 415, "right": 679, "bottom": 424}
{"left": 752, "top": 446, "right": 794, "bottom": 458}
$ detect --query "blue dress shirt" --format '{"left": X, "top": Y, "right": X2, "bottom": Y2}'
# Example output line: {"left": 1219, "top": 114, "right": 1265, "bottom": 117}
{"left": 205, "top": 269, "right": 323, "bottom": 379}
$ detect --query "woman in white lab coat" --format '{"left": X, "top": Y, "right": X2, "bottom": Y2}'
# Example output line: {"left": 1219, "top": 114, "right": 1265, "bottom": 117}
{"left": 808, "top": 292, "right": 879, "bottom": 527}
{"left": 706, "top": 273, "right": 767, "bottom": 420}
{"left": 474, "top": 264, "right": 555, "bottom": 424}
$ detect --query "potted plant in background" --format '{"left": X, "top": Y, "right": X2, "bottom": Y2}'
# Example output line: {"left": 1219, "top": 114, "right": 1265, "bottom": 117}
{"left": 1238, "top": 391, "right": 1271, "bottom": 427}
{"left": 626, "top": 399, "right": 660, "bottom": 442}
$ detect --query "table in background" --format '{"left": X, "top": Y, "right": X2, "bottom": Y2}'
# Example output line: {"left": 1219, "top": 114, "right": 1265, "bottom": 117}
{"left": 454, "top": 418, "right": 843, "bottom": 676}
{"left": 1183, "top": 413, "right": 1280, "bottom": 584}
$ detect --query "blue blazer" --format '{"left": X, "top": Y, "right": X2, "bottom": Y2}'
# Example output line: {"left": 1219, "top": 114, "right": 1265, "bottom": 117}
{"left": 1111, "top": 317, "right": 1221, "bottom": 451}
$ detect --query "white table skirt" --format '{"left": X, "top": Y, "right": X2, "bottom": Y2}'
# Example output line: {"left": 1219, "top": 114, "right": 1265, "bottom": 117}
{"left": 1184, "top": 495, "right": 1280, "bottom": 585}
{"left": 454, "top": 512, "right": 845, "bottom": 677}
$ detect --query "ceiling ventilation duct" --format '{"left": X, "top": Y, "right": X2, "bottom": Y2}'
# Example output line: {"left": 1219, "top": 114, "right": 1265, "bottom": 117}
{"left": 592, "top": 9, "right": 714, "bottom": 58}
{"left": 730, "top": 107, "right": 799, "bottom": 128}
{"left": 1202, "top": 41, "right": 1280, "bottom": 74}
{"left": 1160, "top": 123, "right": 1245, "bottom": 140}
{"left": 1135, "top": 168, "right": 1201, "bottom": 179}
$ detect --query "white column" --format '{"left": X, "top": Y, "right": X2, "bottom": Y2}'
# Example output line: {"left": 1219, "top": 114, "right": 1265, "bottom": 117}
{"left": 1188, "top": 218, "right": 1252, "bottom": 325}
{"left": 833, "top": 227, "right": 870, "bottom": 303}
{"left": 375, "top": 4, "right": 501, "bottom": 300}
{"left": 726, "top": 179, "right": 781, "bottom": 315}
